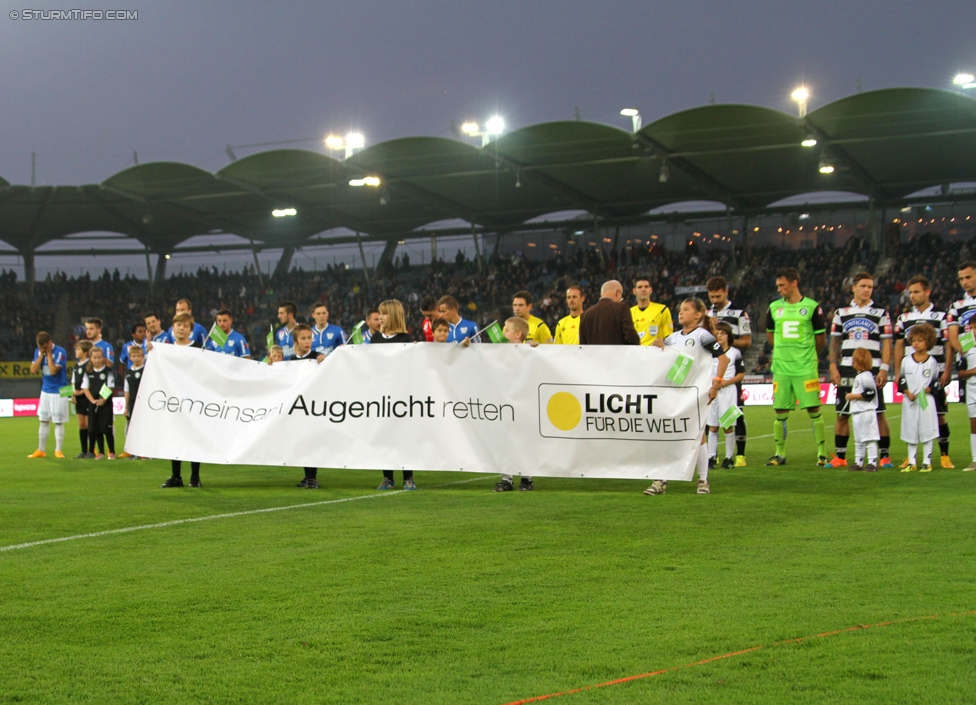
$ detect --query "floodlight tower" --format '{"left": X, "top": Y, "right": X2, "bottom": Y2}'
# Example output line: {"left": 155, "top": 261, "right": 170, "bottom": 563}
{"left": 791, "top": 86, "right": 810, "bottom": 118}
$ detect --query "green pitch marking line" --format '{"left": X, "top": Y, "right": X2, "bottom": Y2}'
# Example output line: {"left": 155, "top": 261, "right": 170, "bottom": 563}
{"left": 0, "top": 475, "right": 492, "bottom": 553}
{"left": 500, "top": 610, "right": 976, "bottom": 705}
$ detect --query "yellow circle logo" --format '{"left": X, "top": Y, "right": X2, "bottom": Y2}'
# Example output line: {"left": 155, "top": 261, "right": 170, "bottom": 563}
{"left": 547, "top": 391, "right": 582, "bottom": 431}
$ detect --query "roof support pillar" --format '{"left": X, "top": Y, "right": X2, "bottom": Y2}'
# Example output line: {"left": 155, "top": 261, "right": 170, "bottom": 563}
{"left": 727, "top": 206, "right": 737, "bottom": 269}
{"left": 144, "top": 248, "right": 154, "bottom": 298}
{"left": 355, "top": 232, "right": 371, "bottom": 285}
{"left": 273, "top": 246, "right": 295, "bottom": 279}
{"left": 154, "top": 254, "right": 168, "bottom": 283}
{"left": 249, "top": 241, "right": 264, "bottom": 288}
{"left": 23, "top": 249, "right": 35, "bottom": 298}
{"left": 377, "top": 238, "right": 399, "bottom": 273}
{"left": 472, "top": 226, "right": 483, "bottom": 272}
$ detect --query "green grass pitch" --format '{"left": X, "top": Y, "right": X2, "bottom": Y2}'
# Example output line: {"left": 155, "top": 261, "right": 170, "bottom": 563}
{"left": 2, "top": 406, "right": 975, "bottom": 704}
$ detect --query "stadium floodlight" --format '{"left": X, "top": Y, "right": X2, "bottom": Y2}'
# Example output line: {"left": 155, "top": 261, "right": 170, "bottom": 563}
{"left": 801, "top": 135, "right": 818, "bottom": 147}
{"left": 324, "top": 134, "right": 344, "bottom": 151}
{"left": 791, "top": 86, "right": 810, "bottom": 117}
{"left": 620, "top": 108, "right": 641, "bottom": 132}
{"left": 818, "top": 153, "right": 835, "bottom": 174}
{"left": 953, "top": 73, "right": 976, "bottom": 89}
{"left": 272, "top": 208, "right": 298, "bottom": 217}
{"left": 659, "top": 161, "right": 670, "bottom": 183}
{"left": 461, "top": 121, "right": 480, "bottom": 135}
{"left": 345, "top": 132, "right": 365, "bottom": 149}
{"left": 485, "top": 116, "right": 505, "bottom": 134}
{"left": 349, "top": 176, "right": 381, "bottom": 187}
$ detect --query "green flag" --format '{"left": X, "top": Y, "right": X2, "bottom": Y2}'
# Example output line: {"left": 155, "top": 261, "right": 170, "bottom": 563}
{"left": 484, "top": 321, "right": 506, "bottom": 344}
{"left": 58, "top": 384, "right": 74, "bottom": 399}
{"left": 666, "top": 353, "right": 694, "bottom": 384}
{"left": 349, "top": 321, "right": 366, "bottom": 345}
{"left": 918, "top": 389, "right": 929, "bottom": 411}
{"left": 719, "top": 404, "right": 744, "bottom": 428}
{"left": 266, "top": 324, "right": 275, "bottom": 352}
{"left": 208, "top": 322, "right": 228, "bottom": 348}
{"left": 99, "top": 384, "right": 113, "bottom": 400}
{"left": 960, "top": 331, "right": 975, "bottom": 353}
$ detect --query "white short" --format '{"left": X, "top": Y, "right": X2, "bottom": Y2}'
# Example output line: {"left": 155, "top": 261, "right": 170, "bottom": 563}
{"left": 38, "top": 391, "right": 70, "bottom": 423}
{"left": 901, "top": 398, "right": 939, "bottom": 444}
{"left": 852, "top": 410, "right": 880, "bottom": 443}
{"left": 706, "top": 385, "right": 737, "bottom": 428}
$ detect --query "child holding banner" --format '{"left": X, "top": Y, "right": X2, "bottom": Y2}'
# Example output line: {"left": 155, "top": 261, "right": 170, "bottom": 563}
{"left": 706, "top": 322, "right": 745, "bottom": 470}
{"left": 72, "top": 340, "right": 93, "bottom": 458}
{"left": 161, "top": 312, "right": 204, "bottom": 487}
{"left": 646, "top": 298, "right": 724, "bottom": 496}
{"left": 844, "top": 348, "right": 880, "bottom": 472}
{"left": 289, "top": 324, "right": 324, "bottom": 489}
{"left": 898, "top": 323, "right": 940, "bottom": 473}
{"left": 120, "top": 344, "right": 146, "bottom": 459}
{"left": 81, "top": 346, "right": 116, "bottom": 459}
{"left": 494, "top": 317, "right": 535, "bottom": 492}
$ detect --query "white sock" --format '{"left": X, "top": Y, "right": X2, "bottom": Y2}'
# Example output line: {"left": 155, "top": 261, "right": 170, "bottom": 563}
{"left": 725, "top": 430, "right": 735, "bottom": 460}
{"left": 867, "top": 442, "right": 878, "bottom": 464}
{"left": 971, "top": 433, "right": 976, "bottom": 461}
{"left": 707, "top": 430, "right": 718, "bottom": 458}
{"left": 907, "top": 443, "right": 917, "bottom": 465}
{"left": 855, "top": 440, "right": 865, "bottom": 464}
{"left": 38, "top": 421, "right": 50, "bottom": 451}
{"left": 697, "top": 443, "right": 709, "bottom": 481}
{"left": 54, "top": 423, "right": 65, "bottom": 452}
{"left": 922, "top": 440, "right": 933, "bottom": 465}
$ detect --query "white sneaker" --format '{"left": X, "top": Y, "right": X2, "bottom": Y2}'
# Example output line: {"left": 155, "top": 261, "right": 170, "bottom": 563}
{"left": 643, "top": 480, "right": 667, "bottom": 495}
{"left": 697, "top": 480, "right": 711, "bottom": 495}
{"left": 963, "top": 462, "right": 976, "bottom": 472}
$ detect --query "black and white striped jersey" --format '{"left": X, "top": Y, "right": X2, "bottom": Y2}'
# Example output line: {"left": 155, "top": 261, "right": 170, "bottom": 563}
{"left": 830, "top": 300, "right": 892, "bottom": 377}
{"left": 708, "top": 302, "right": 751, "bottom": 338}
{"left": 947, "top": 294, "right": 976, "bottom": 334}
{"left": 894, "top": 305, "right": 947, "bottom": 373}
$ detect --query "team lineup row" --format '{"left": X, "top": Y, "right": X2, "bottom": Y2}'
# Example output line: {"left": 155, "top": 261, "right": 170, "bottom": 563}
{"left": 23, "top": 264, "right": 976, "bottom": 490}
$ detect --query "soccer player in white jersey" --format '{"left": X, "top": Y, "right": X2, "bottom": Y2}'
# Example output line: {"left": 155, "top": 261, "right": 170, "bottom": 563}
{"left": 646, "top": 298, "right": 725, "bottom": 496}
{"left": 707, "top": 275, "right": 752, "bottom": 466}
{"left": 946, "top": 260, "right": 976, "bottom": 471}
{"left": 898, "top": 323, "right": 940, "bottom": 473}
{"left": 893, "top": 275, "right": 952, "bottom": 468}
{"left": 706, "top": 322, "right": 745, "bottom": 469}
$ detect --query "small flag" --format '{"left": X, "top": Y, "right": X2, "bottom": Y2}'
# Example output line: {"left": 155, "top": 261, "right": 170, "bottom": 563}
{"left": 349, "top": 321, "right": 366, "bottom": 345}
{"left": 59, "top": 385, "right": 74, "bottom": 398}
{"left": 208, "top": 322, "right": 229, "bottom": 348}
{"left": 266, "top": 324, "right": 275, "bottom": 352}
{"left": 483, "top": 321, "right": 506, "bottom": 344}
{"left": 918, "top": 389, "right": 929, "bottom": 410}
{"left": 960, "top": 331, "right": 975, "bottom": 353}
{"left": 719, "top": 405, "right": 744, "bottom": 428}
{"left": 99, "top": 385, "right": 113, "bottom": 400}
{"left": 666, "top": 353, "right": 694, "bottom": 384}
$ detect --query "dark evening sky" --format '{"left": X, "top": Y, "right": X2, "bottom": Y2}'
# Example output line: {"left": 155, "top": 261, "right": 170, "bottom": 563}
{"left": 2, "top": 0, "right": 974, "bottom": 186}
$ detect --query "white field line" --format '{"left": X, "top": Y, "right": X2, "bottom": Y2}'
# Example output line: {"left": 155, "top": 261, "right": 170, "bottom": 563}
{"left": 0, "top": 475, "right": 492, "bottom": 554}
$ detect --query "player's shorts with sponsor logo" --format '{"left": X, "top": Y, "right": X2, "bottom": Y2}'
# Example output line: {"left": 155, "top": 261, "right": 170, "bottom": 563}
{"left": 772, "top": 373, "right": 821, "bottom": 410}
{"left": 38, "top": 391, "right": 70, "bottom": 423}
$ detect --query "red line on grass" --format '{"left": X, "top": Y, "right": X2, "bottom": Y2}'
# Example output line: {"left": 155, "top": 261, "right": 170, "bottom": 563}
{"left": 500, "top": 610, "right": 976, "bottom": 705}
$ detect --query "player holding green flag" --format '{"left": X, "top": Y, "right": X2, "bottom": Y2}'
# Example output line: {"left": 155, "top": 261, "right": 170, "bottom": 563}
{"left": 764, "top": 267, "right": 828, "bottom": 466}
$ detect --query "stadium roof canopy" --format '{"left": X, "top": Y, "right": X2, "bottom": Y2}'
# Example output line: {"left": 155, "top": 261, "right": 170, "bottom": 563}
{"left": 2, "top": 87, "right": 975, "bottom": 260}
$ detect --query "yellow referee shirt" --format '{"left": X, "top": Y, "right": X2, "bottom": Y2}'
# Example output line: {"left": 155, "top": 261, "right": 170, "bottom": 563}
{"left": 527, "top": 315, "right": 554, "bottom": 344}
{"left": 630, "top": 302, "right": 673, "bottom": 346}
{"left": 554, "top": 313, "right": 582, "bottom": 345}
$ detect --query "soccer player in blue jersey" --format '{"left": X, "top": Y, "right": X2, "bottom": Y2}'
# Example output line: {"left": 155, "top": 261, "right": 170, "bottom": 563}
{"left": 437, "top": 295, "right": 480, "bottom": 343}
{"left": 205, "top": 309, "right": 251, "bottom": 358}
{"left": 143, "top": 312, "right": 171, "bottom": 349}
{"left": 28, "top": 331, "right": 70, "bottom": 459}
{"left": 119, "top": 322, "right": 148, "bottom": 370}
{"left": 276, "top": 301, "right": 298, "bottom": 357}
{"left": 85, "top": 318, "right": 115, "bottom": 365}
{"left": 310, "top": 302, "right": 345, "bottom": 357}
{"left": 362, "top": 308, "right": 381, "bottom": 343}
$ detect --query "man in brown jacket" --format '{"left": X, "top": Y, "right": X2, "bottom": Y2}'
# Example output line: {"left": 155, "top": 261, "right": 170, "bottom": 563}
{"left": 579, "top": 280, "right": 641, "bottom": 346}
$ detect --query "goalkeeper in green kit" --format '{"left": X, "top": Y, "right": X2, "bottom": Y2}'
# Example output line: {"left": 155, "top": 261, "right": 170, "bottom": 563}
{"left": 764, "top": 267, "right": 829, "bottom": 466}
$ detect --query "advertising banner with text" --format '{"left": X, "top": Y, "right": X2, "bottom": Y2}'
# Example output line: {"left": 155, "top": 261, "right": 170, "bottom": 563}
{"left": 125, "top": 343, "right": 715, "bottom": 481}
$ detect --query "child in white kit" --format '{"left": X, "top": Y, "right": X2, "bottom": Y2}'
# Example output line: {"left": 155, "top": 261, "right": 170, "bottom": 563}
{"left": 706, "top": 322, "right": 745, "bottom": 469}
{"left": 898, "top": 323, "right": 940, "bottom": 472}
{"left": 845, "top": 348, "right": 880, "bottom": 472}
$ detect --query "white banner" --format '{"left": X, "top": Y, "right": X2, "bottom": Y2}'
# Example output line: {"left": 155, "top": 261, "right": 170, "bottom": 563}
{"left": 125, "top": 343, "right": 715, "bottom": 481}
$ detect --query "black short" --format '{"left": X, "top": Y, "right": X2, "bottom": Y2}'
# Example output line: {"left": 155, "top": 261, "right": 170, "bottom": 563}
{"left": 932, "top": 385, "right": 948, "bottom": 415}
{"left": 836, "top": 385, "right": 886, "bottom": 415}
{"left": 75, "top": 396, "right": 91, "bottom": 415}
{"left": 88, "top": 404, "right": 114, "bottom": 434}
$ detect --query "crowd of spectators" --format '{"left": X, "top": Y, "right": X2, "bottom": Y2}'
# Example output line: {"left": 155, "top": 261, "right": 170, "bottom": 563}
{"left": 1, "top": 232, "right": 972, "bottom": 373}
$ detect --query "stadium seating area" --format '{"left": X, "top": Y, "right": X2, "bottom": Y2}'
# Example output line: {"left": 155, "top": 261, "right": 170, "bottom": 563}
{"left": 0, "top": 233, "right": 971, "bottom": 363}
